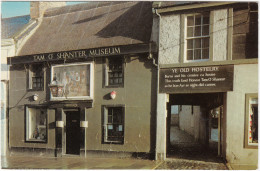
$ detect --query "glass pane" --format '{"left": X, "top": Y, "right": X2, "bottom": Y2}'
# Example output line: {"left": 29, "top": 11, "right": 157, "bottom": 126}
{"left": 202, "top": 38, "right": 209, "bottom": 48}
{"left": 195, "top": 15, "right": 201, "bottom": 25}
{"left": 109, "top": 79, "right": 113, "bottom": 84}
{"left": 187, "top": 16, "right": 194, "bottom": 26}
{"left": 114, "top": 78, "right": 118, "bottom": 84}
{"left": 194, "top": 49, "right": 201, "bottom": 60}
{"left": 194, "top": 26, "right": 201, "bottom": 36}
{"left": 195, "top": 39, "right": 201, "bottom": 48}
{"left": 202, "top": 25, "right": 209, "bottom": 36}
{"left": 109, "top": 64, "right": 114, "bottom": 70}
{"left": 114, "top": 72, "right": 118, "bottom": 77}
{"left": 187, "top": 50, "right": 193, "bottom": 60}
{"left": 202, "top": 48, "right": 209, "bottom": 59}
{"left": 108, "top": 115, "right": 112, "bottom": 123}
{"left": 187, "top": 27, "right": 193, "bottom": 37}
{"left": 203, "top": 16, "right": 209, "bottom": 24}
{"left": 251, "top": 105, "right": 258, "bottom": 143}
{"left": 109, "top": 73, "right": 113, "bottom": 78}
{"left": 27, "top": 108, "right": 47, "bottom": 141}
{"left": 118, "top": 78, "right": 122, "bottom": 84}
{"left": 187, "top": 39, "right": 193, "bottom": 49}
{"left": 118, "top": 72, "right": 122, "bottom": 78}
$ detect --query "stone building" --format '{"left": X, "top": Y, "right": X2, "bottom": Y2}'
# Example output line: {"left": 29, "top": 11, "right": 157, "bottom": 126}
{"left": 153, "top": 2, "right": 258, "bottom": 169}
{"left": 7, "top": 2, "right": 157, "bottom": 158}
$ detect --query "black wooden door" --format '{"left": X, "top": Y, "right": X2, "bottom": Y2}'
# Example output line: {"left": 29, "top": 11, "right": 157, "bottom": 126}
{"left": 66, "top": 111, "right": 80, "bottom": 155}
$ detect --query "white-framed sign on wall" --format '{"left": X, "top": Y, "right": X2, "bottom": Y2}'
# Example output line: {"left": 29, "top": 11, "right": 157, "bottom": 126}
{"left": 51, "top": 62, "right": 94, "bottom": 100}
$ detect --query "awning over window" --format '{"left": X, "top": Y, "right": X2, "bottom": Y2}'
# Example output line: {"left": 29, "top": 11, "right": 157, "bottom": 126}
{"left": 18, "top": 1, "right": 153, "bottom": 56}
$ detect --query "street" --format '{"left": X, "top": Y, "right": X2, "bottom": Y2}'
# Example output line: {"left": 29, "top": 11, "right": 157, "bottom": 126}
{"left": 1, "top": 155, "right": 228, "bottom": 170}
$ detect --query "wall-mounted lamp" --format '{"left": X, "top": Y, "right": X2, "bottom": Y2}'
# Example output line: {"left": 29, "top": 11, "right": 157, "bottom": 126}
{"left": 56, "top": 121, "right": 64, "bottom": 128}
{"left": 33, "top": 94, "right": 39, "bottom": 101}
{"left": 48, "top": 77, "right": 64, "bottom": 97}
{"left": 110, "top": 91, "right": 116, "bottom": 100}
{"left": 80, "top": 121, "right": 88, "bottom": 128}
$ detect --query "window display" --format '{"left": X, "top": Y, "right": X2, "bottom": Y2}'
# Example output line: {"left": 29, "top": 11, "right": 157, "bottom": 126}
{"left": 26, "top": 107, "right": 47, "bottom": 142}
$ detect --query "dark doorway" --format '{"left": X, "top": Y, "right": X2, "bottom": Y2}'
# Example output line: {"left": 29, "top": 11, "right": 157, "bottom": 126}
{"left": 166, "top": 93, "right": 225, "bottom": 162}
{"left": 65, "top": 110, "right": 80, "bottom": 155}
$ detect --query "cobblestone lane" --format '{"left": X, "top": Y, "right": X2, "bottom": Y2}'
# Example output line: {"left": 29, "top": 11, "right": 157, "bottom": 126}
{"left": 156, "top": 159, "right": 228, "bottom": 170}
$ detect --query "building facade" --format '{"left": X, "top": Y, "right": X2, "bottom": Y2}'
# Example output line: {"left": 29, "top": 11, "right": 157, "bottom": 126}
{"left": 153, "top": 2, "right": 258, "bottom": 169}
{"left": 7, "top": 2, "right": 157, "bottom": 158}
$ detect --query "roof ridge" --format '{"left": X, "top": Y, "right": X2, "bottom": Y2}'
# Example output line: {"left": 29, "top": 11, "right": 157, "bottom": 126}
{"left": 2, "top": 14, "right": 30, "bottom": 20}
{"left": 44, "top": 1, "right": 132, "bottom": 18}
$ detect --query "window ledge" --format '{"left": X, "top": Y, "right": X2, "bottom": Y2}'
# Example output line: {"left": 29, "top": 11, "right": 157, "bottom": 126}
{"left": 104, "top": 85, "right": 124, "bottom": 88}
{"left": 160, "top": 58, "right": 258, "bottom": 68}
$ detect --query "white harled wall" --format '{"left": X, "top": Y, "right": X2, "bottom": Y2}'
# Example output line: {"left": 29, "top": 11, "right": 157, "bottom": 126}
{"left": 226, "top": 64, "right": 258, "bottom": 169}
{"left": 156, "top": 7, "right": 258, "bottom": 169}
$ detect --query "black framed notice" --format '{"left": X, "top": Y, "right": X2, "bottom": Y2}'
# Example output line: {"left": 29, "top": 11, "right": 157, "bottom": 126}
{"left": 159, "top": 65, "right": 234, "bottom": 93}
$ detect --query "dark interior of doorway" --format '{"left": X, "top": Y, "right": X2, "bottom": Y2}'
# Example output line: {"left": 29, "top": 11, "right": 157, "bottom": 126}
{"left": 166, "top": 93, "right": 225, "bottom": 163}
{"left": 65, "top": 110, "right": 80, "bottom": 155}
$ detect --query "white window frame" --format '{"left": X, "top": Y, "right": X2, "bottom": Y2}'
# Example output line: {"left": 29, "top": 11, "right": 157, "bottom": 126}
{"left": 50, "top": 62, "right": 94, "bottom": 100}
{"left": 26, "top": 106, "right": 47, "bottom": 142}
{"left": 244, "top": 93, "right": 258, "bottom": 148}
{"left": 184, "top": 13, "right": 210, "bottom": 63}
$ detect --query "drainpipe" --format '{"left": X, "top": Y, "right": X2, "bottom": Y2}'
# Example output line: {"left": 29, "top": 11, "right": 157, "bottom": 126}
{"left": 1, "top": 80, "right": 9, "bottom": 156}
{"left": 153, "top": 8, "right": 162, "bottom": 160}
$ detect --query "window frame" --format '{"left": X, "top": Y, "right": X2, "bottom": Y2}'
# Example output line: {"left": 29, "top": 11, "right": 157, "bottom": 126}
{"left": 183, "top": 12, "right": 211, "bottom": 63}
{"left": 50, "top": 62, "right": 94, "bottom": 100}
{"left": 244, "top": 93, "right": 258, "bottom": 149}
{"left": 25, "top": 106, "right": 48, "bottom": 143}
{"left": 102, "top": 105, "right": 125, "bottom": 144}
{"left": 104, "top": 56, "right": 124, "bottom": 88}
{"left": 28, "top": 64, "right": 44, "bottom": 91}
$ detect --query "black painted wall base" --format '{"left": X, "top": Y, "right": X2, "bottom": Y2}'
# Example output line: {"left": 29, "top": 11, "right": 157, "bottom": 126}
{"left": 9, "top": 147, "right": 154, "bottom": 160}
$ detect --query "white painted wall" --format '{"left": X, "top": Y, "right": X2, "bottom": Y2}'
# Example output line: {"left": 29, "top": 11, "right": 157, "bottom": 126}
{"left": 158, "top": 9, "right": 228, "bottom": 64}
{"left": 226, "top": 64, "right": 258, "bottom": 169}
{"left": 1, "top": 39, "right": 15, "bottom": 156}
{"left": 159, "top": 14, "right": 180, "bottom": 64}
{"left": 179, "top": 105, "right": 206, "bottom": 143}
{"left": 212, "top": 9, "right": 228, "bottom": 61}
{"left": 156, "top": 93, "right": 168, "bottom": 160}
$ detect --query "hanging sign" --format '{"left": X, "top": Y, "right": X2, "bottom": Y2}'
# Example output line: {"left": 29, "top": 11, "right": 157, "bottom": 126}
{"left": 159, "top": 65, "right": 234, "bottom": 93}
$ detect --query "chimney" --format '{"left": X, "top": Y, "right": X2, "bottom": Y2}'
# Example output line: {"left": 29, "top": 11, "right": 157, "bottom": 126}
{"left": 30, "top": 2, "right": 66, "bottom": 19}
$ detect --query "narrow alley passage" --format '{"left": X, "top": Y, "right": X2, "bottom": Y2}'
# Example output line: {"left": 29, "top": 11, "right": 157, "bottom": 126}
{"left": 158, "top": 125, "right": 228, "bottom": 170}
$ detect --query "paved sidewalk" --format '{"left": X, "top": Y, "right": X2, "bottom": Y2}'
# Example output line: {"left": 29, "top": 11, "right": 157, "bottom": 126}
{"left": 1, "top": 156, "right": 162, "bottom": 169}
{"left": 156, "top": 158, "right": 228, "bottom": 170}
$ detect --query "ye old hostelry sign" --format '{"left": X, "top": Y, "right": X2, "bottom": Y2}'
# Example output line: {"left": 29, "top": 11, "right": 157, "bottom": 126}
{"left": 159, "top": 65, "right": 234, "bottom": 93}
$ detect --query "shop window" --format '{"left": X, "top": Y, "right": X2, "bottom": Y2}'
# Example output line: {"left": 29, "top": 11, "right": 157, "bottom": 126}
{"left": 105, "top": 57, "right": 124, "bottom": 87}
{"left": 28, "top": 64, "right": 44, "bottom": 90}
{"left": 185, "top": 13, "right": 210, "bottom": 62}
{"left": 51, "top": 62, "right": 93, "bottom": 100}
{"left": 26, "top": 107, "right": 47, "bottom": 142}
{"left": 103, "top": 106, "right": 124, "bottom": 144}
{"left": 245, "top": 94, "right": 258, "bottom": 148}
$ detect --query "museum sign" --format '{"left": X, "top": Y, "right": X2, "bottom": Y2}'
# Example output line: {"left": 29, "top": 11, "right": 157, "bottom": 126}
{"left": 159, "top": 65, "right": 234, "bottom": 93}
{"left": 7, "top": 43, "right": 153, "bottom": 65}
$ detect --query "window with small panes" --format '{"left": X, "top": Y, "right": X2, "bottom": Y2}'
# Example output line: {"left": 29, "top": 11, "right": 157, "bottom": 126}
{"left": 186, "top": 13, "right": 210, "bottom": 61}
{"left": 106, "top": 57, "right": 123, "bottom": 86}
